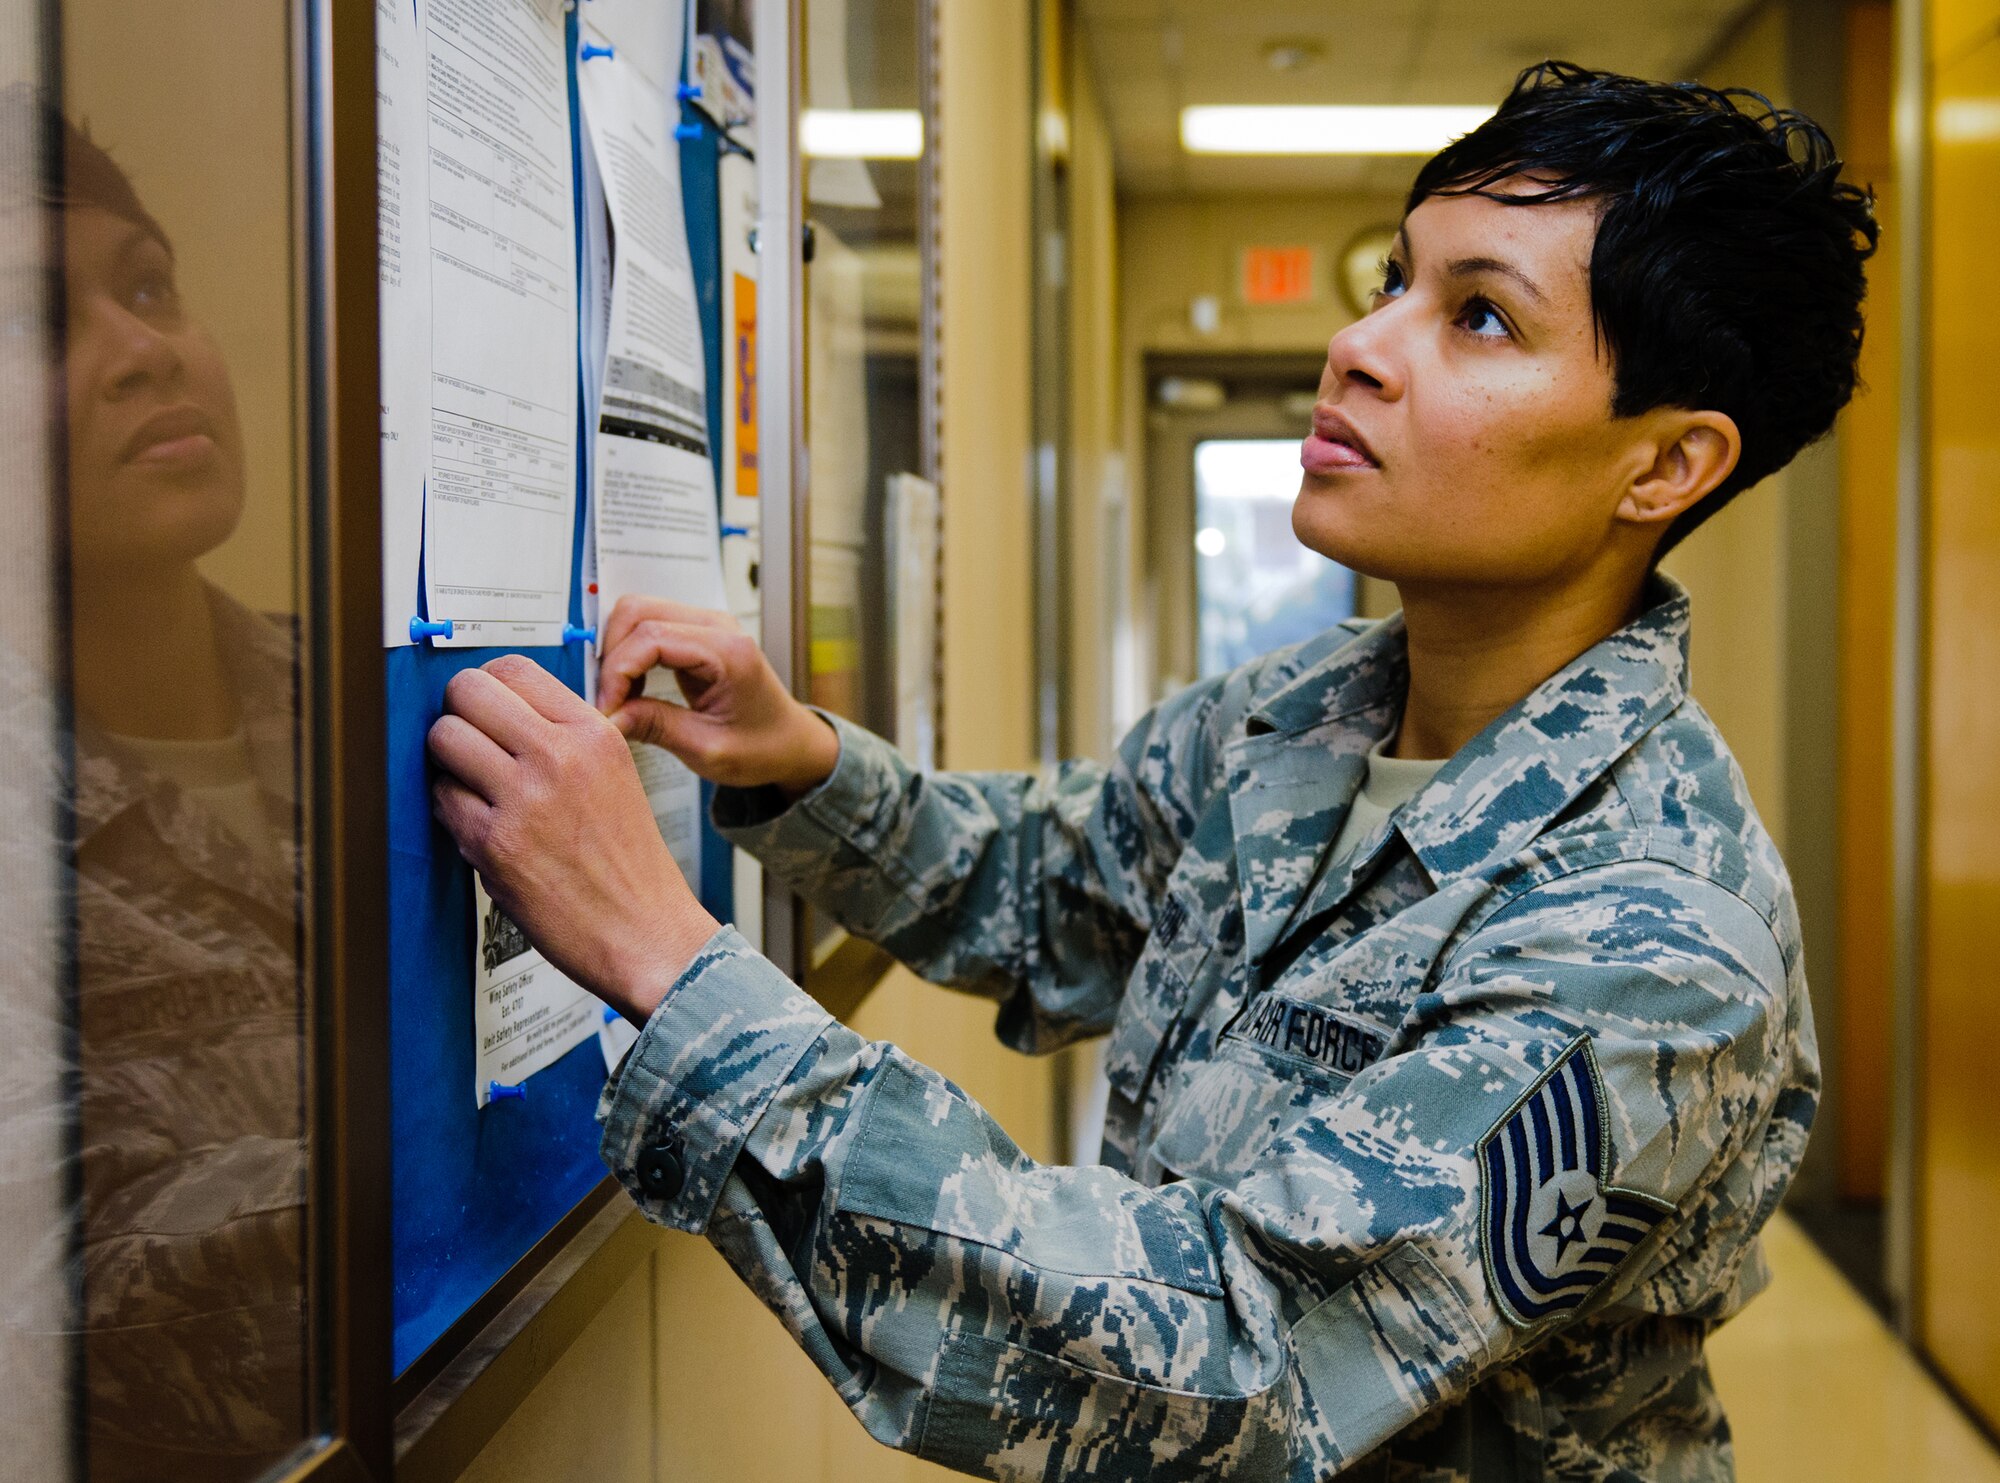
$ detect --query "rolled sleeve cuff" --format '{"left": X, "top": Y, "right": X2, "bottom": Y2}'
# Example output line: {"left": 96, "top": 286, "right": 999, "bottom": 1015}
{"left": 597, "top": 925, "right": 833, "bottom": 1234}
{"left": 710, "top": 710, "right": 905, "bottom": 868}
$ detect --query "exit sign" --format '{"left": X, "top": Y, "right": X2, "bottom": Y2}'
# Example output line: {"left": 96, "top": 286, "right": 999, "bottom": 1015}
{"left": 1242, "top": 245, "right": 1317, "bottom": 305}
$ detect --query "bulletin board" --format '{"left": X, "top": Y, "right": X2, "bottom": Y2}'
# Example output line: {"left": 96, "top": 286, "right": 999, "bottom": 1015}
{"left": 384, "top": 7, "right": 743, "bottom": 1379}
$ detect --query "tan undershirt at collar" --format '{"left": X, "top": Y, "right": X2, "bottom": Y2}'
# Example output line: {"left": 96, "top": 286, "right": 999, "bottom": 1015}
{"left": 1326, "top": 736, "right": 1447, "bottom": 867}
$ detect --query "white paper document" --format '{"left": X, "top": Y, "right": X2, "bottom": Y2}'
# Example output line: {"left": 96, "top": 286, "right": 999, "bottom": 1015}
{"left": 422, "top": 0, "right": 579, "bottom": 648}
{"left": 472, "top": 876, "right": 600, "bottom": 1107}
{"left": 377, "top": 0, "right": 433, "bottom": 645}
{"left": 577, "top": 22, "right": 727, "bottom": 627}
{"left": 633, "top": 739, "right": 703, "bottom": 901}
{"left": 579, "top": 10, "right": 727, "bottom": 895}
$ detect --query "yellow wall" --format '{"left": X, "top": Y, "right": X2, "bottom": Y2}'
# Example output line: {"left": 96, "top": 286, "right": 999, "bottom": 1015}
{"left": 1065, "top": 23, "right": 1127, "bottom": 757}
{"left": 1920, "top": 0, "right": 2000, "bottom": 1431}
{"left": 448, "top": 4, "right": 1053, "bottom": 1480}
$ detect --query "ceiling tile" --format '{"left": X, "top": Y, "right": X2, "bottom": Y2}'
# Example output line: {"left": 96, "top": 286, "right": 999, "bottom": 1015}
{"left": 1081, "top": 0, "right": 1752, "bottom": 198}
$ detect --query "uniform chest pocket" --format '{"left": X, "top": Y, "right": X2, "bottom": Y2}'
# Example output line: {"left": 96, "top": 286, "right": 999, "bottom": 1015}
{"left": 1103, "top": 893, "right": 1214, "bottom": 1105}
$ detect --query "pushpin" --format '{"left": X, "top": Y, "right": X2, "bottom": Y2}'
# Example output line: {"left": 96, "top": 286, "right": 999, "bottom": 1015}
{"left": 486, "top": 1081, "right": 526, "bottom": 1103}
{"left": 677, "top": 81, "right": 702, "bottom": 102}
{"left": 674, "top": 121, "right": 702, "bottom": 141}
{"left": 410, "top": 617, "right": 454, "bottom": 642}
{"left": 602, "top": 1004, "right": 619, "bottom": 1024}
{"left": 579, "top": 41, "right": 614, "bottom": 61}
{"left": 721, "top": 523, "right": 749, "bottom": 538}
{"left": 563, "top": 623, "right": 597, "bottom": 645}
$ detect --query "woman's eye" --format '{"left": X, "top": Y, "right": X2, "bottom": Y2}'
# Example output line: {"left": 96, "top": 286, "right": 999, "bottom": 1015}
{"left": 1458, "top": 297, "right": 1510, "bottom": 339}
{"left": 129, "top": 271, "right": 180, "bottom": 316}
{"left": 1370, "top": 259, "right": 1406, "bottom": 304}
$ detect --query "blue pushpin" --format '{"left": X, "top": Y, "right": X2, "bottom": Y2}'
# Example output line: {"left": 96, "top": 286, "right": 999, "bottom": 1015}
{"left": 563, "top": 623, "right": 597, "bottom": 645}
{"left": 720, "top": 523, "right": 749, "bottom": 538}
{"left": 674, "top": 121, "right": 702, "bottom": 141}
{"left": 486, "top": 1081, "right": 526, "bottom": 1103}
{"left": 579, "top": 41, "right": 614, "bottom": 61}
{"left": 602, "top": 1004, "right": 619, "bottom": 1024}
{"left": 677, "top": 81, "right": 702, "bottom": 102}
{"left": 410, "top": 616, "right": 454, "bottom": 642}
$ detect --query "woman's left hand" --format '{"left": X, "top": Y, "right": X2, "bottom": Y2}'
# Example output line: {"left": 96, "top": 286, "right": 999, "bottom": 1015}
{"left": 426, "top": 654, "right": 720, "bottom": 1024}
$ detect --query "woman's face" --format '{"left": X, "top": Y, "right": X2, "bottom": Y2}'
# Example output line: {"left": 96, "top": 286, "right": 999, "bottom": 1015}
{"left": 64, "top": 205, "right": 244, "bottom": 577}
{"left": 1293, "top": 186, "right": 1669, "bottom": 591}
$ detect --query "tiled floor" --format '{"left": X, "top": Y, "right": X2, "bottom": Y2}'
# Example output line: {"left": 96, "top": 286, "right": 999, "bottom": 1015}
{"left": 1709, "top": 1212, "right": 2000, "bottom": 1481}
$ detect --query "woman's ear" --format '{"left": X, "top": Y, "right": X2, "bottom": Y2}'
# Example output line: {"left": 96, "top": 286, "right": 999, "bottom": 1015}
{"left": 1615, "top": 411, "right": 1742, "bottom": 529}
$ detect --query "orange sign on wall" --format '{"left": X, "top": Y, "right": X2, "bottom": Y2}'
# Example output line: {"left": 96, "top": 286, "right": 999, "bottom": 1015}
{"left": 1241, "top": 245, "right": 1317, "bottom": 306}
{"left": 732, "top": 270, "right": 758, "bottom": 498}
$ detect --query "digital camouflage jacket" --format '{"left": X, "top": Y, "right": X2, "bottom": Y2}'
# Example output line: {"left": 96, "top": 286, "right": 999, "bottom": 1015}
{"left": 600, "top": 574, "right": 1817, "bottom": 1481}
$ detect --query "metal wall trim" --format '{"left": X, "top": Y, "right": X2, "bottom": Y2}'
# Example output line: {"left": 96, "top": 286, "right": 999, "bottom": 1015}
{"left": 303, "top": 0, "right": 392, "bottom": 1474}
{"left": 754, "top": 0, "right": 808, "bottom": 981}
{"left": 1885, "top": 0, "right": 1932, "bottom": 1341}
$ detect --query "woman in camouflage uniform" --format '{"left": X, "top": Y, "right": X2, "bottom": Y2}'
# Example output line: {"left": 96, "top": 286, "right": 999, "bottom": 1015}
{"left": 432, "top": 64, "right": 1876, "bottom": 1482}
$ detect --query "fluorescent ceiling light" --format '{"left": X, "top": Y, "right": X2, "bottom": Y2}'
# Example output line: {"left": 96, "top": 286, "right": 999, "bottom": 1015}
{"left": 1181, "top": 105, "right": 1494, "bottom": 156}
{"left": 1937, "top": 99, "right": 2000, "bottom": 143}
{"left": 801, "top": 109, "right": 923, "bottom": 159}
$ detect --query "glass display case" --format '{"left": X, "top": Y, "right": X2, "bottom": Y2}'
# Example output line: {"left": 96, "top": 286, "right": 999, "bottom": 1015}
{"left": 2, "top": 1, "right": 391, "bottom": 1478}
{"left": 0, "top": 0, "right": 942, "bottom": 1473}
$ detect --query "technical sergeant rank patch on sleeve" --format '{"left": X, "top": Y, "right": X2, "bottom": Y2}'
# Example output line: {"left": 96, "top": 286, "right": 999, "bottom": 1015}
{"left": 1479, "top": 1035, "right": 1675, "bottom": 1328}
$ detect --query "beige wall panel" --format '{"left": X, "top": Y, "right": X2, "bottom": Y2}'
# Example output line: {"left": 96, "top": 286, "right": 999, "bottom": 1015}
{"left": 651, "top": 1235, "right": 829, "bottom": 1482}
{"left": 939, "top": 0, "right": 1034, "bottom": 775}
{"left": 1066, "top": 36, "right": 1126, "bottom": 757}
{"left": 454, "top": 1256, "right": 659, "bottom": 1483}
{"left": 62, "top": 0, "right": 297, "bottom": 617}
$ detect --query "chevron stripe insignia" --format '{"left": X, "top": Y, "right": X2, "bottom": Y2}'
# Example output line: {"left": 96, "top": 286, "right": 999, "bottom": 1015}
{"left": 1477, "top": 1036, "right": 1675, "bottom": 1328}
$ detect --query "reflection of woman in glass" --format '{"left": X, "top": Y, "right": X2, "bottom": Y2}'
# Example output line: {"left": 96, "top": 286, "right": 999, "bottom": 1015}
{"left": 14, "top": 89, "right": 306, "bottom": 1481}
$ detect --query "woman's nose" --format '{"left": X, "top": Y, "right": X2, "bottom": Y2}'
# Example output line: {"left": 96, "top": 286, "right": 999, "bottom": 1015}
{"left": 86, "top": 299, "right": 182, "bottom": 400}
{"left": 1324, "top": 305, "right": 1405, "bottom": 400}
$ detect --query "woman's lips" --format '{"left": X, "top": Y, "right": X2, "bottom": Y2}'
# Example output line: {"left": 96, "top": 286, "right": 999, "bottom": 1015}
{"left": 121, "top": 406, "right": 220, "bottom": 471}
{"left": 129, "top": 431, "right": 218, "bottom": 469}
{"left": 1301, "top": 432, "right": 1376, "bottom": 475}
{"left": 1302, "top": 407, "right": 1379, "bottom": 476}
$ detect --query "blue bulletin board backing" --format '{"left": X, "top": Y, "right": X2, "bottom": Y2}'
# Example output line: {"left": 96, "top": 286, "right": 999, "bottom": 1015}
{"left": 388, "top": 21, "right": 735, "bottom": 1375}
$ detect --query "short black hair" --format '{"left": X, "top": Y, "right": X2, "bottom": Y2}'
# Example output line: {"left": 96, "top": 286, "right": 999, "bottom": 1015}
{"left": 0, "top": 82, "right": 172, "bottom": 254}
{"left": 1409, "top": 61, "right": 1878, "bottom": 554}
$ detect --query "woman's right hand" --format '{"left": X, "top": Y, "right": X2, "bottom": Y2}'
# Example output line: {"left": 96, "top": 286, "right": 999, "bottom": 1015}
{"left": 595, "top": 595, "right": 840, "bottom": 799}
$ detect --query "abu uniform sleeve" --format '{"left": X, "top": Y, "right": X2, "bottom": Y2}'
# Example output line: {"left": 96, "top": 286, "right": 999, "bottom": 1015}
{"left": 600, "top": 857, "right": 1794, "bottom": 1481}
{"left": 710, "top": 683, "right": 1227, "bottom": 1053}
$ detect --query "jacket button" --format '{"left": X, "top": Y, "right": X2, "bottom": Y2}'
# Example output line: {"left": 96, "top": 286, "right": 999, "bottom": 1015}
{"left": 635, "top": 1140, "right": 685, "bottom": 1200}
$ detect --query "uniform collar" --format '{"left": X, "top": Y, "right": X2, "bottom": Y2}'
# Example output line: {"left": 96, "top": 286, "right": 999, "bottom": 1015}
{"left": 72, "top": 587, "right": 300, "bottom": 916}
{"left": 1224, "top": 575, "right": 1690, "bottom": 962}
{"left": 1392, "top": 574, "right": 1689, "bottom": 888}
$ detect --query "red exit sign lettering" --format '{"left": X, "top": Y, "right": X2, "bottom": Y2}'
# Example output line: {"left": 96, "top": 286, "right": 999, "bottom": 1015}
{"left": 1241, "top": 245, "right": 1317, "bottom": 305}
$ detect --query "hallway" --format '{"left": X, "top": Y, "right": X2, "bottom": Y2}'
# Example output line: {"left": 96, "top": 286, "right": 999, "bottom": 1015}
{"left": 1714, "top": 1216, "right": 2000, "bottom": 1481}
